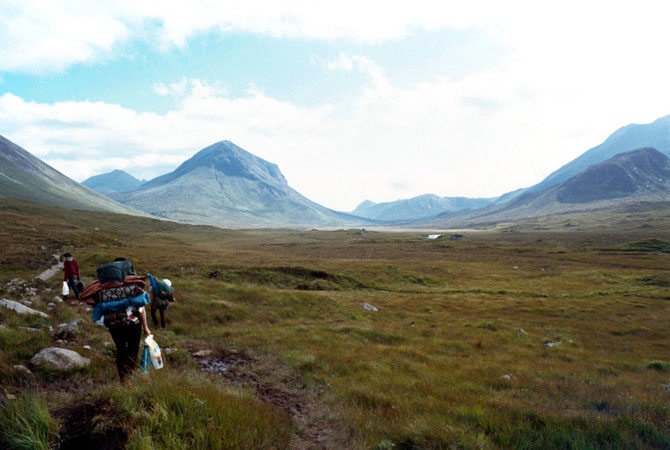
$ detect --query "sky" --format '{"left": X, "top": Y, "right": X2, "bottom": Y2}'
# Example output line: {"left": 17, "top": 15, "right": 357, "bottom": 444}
{"left": 1, "top": 1, "right": 670, "bottom": 211}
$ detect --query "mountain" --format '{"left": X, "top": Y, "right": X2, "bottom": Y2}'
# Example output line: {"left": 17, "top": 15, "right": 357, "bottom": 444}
{"left": 0, "top": 135, "right": 141, "bottom": 215}
{"left": 82, "top": 170, "right": 144, "bottom": 194}
{"left": 351, "top": 194, "right": 496, "bottom": 221}
{"left": 110, "top": 141, "right": 373, "bottom": 228}
{"left": 537, "top": 115, "right": 670, "bottom": 193}
{"left": 427, "top": 147, "right": 670, "bottom": 227}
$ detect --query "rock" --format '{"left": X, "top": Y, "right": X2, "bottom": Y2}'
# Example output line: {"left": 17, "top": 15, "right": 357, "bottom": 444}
{"left": 55, "top": 340, "right": 67, "bottom": 347}
{"left": 83, "top": 345, "right": 91, "bottom": 350}
{"left": 500, "top": 374, "right": 513, "bottom": 380}
{"left": 13, "top": 365, "right": 32, "bottom": 375}
{"left": 544, "top": 341, "right": 562, "bottom": 347}
{"left": 518, "top": 328, "right": 528, "bottom": 335}
{"left": 163, "top": 347, "right": 177, "bottom": 354}
{"left": 18, "top": 326, "right": 40, "bottom": 333}
{"left": 427, "top": 234, "right": 442, "bottom": 239}
{"left": 362, "top": 302, "right": 378, "bottom": 311}
{"left": 54, "top": 319, "right": 82, "bottom": 340}
{"left": 54, "top": 296, "right": 63, "bottom": 303}
{"left": 193, "top": 350, "right": 212, "bottom": 357}
{"left": 30, "top": 348, "right": 91, "bottom": 370}
{"left": 0, "top": 299, "right": 48, "bottom": 317}
{"left": 449, "top": 234, "right": 464, "bottom": 241}
{"left": 513, "top": 266, "right": 519, "bottom": 270}
{"left": 47, "top": 302, "right": 56, "bottom": 308}
{"left": 20, "top": 300, "right": 33, "bottom": 306}
{"left": 94, "top": 227, "right": 100, "bottom": 231}
{"left": 663, "top": 384, "right": 670, "bottom": 392}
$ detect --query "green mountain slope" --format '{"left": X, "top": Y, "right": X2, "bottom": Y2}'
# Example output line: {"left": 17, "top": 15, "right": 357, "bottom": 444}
{"left": 0, "top": 135, "right": 143, "bottom": 215}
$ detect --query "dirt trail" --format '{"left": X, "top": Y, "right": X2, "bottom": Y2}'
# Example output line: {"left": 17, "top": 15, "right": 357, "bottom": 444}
{"left": 195, "top": 349, "right": 351, "bottom": 450}
{"left": 35, "top": 253, "right": 62, "bottom": 281}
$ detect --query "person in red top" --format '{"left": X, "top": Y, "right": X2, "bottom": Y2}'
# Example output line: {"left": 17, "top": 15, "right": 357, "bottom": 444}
{"left": 63, "top": 252, "right": 81, "bottom": 300}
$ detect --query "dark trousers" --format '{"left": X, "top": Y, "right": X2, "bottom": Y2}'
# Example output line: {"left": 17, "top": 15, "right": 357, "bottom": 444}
{"left": 67, "top": 277, "right": 80, "bottom": 299}
{"left": 109, "top": 324, "right": 141, "bottom": 381}
{"left": 151, "top": 307, "right": 167, "bottom": 328}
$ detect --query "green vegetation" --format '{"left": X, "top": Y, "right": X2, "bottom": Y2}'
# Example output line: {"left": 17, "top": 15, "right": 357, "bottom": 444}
{"left": 1, "top": 198, "right": 669, "bottom": 448}
{"left": 0, "top": 393, "right": 57, "bottom": 450}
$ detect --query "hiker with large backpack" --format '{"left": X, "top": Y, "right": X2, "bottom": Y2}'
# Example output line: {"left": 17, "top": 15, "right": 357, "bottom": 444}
{"left": 79, "top": 257, "right": 152, "bottom": 381}
{"left": 146, "top": 274, "right": 175, "bottom": 329}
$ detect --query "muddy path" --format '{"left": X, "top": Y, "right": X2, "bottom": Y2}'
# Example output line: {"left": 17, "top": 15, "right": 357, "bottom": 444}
{"left": 193, "top": 348, "right": 351, "bottom": 450}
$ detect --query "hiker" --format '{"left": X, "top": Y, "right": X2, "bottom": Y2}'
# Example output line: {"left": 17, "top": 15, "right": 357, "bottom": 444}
{"left": 79, "top": 257, "right": 152, "bottom": 381}
{"left": 62, "top": 252, "right": 81, "bottom": 300}
{"left": 147, "top": 274, "right": 174, "bottom": 329}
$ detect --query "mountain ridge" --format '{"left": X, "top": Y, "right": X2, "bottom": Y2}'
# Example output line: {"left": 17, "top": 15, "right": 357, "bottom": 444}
{"left": 111, "top": 141, "right": 374, "bottom": 228}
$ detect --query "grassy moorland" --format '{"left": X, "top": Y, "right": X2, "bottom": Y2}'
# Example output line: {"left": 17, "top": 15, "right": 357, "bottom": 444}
{"left": 1, "top": 198, "right": 669, "bottom": 449}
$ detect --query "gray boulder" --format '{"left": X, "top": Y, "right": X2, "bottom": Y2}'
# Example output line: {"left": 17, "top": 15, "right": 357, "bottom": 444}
{"left": 54, "top": 319, "right": 82, "bottom": 340}
{"left": 362, "top": 302, "right": 379, "bottom": 311}
{"left": 0, "top": 299, "right": 48, "bottom": 317}
{"left": 30, "top": 348, "right": 91, "bottom": 370}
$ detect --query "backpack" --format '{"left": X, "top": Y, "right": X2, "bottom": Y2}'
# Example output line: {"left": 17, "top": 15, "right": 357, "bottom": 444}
{"left": 147, "top": 274, "right": 174, "bottom": 308}
{"left": 97, "top": 260, "right": 137, "bottom": 285}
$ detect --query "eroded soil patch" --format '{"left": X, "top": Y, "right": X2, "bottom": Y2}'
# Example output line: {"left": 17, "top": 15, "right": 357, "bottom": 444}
{"left": 194, "top": 348, "right": 350, "bottom": 449}
{"left": 53, "top": 398, "right": 126, "bottom": 450}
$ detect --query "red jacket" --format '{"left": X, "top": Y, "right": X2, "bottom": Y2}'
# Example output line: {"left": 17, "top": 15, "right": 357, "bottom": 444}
{"left": 64, "top": 259, "right": 80, "bottom": 281}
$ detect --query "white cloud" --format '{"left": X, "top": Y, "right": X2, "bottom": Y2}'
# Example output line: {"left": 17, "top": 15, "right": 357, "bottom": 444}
{"left": 2, "top": 2, "right": 670, "bottom": 210}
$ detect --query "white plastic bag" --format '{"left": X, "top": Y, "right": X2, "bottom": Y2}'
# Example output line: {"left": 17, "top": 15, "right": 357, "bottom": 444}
{"left": 144, "top": 335, "right": 164, "bottom": 369}
{"left": 62, "top": 281, "right": 70, "bottom": 296}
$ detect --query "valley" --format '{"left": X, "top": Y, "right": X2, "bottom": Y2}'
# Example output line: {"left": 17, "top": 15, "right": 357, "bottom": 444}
{"left": 1, "top": 199, "right": 669, "bottom": 448}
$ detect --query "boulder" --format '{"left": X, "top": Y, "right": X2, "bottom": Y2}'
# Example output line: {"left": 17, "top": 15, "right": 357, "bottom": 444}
{"left": 362, "top": 302, "right": 378, "bottom": 311}
{"left": 30, "top": 348, "right": 90, "bottom": 370}
{"left": 0, "top": 299, "right": 48, "bottom": 317}
{"left": 54, "top": 319, "right": 82, "bottom": 340}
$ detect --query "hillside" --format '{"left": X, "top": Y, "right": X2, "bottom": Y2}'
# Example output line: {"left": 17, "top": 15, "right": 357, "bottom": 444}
{"left": 0, "top": 135, "right": 141, "bottom": 215}
{"left": 110, "top": 140, "right": 373, "bottom": 228}
{"left": 427, "top": 147, "right": 670, "bottom": 227}
{"left": 82, "top": 169, "right": 144, "bottom": 194}
{"left": 351, "top": 194, "right": 495, "bottom": 221}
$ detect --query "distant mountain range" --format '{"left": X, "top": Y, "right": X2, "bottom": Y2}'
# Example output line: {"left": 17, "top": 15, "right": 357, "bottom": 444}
{"left": 425, "top": 147, "right": 670, "bottom": 227}
{"left": 82, "top": 170, "right": 144, "bottom": 194}
{"left": 3, "top": 112, "right": 670, "bottom": 229}
{"left": 0, "top": 135, "right": 140, "bottom": 215}
{"left": 109, "top": 141, "right": 373, "bottom": 228}
{"left": 351, "top": 194, "right": 496, "bottom": 221}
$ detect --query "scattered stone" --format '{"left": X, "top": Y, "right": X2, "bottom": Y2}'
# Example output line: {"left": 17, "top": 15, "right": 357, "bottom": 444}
{"left": 13, "top": 365, "right": 32, "bottom": 375}
{"left": 518, "top": 328, "right": 528, "bottom": 335}
{"left": 0, "top": 299, "right": 49, "bottom": 317}
{"left": 85, "top": 307, "right": 92, "bottom": 312}
{"left": 193, "top": 350, "right": 213, "bottom": 357}
{"left": 55, "top": 340, "right": 67, "bottom": 347}
{"left": 31, "top": 348, "right": 91, "bottom": 370}
{"left": 47, "top": 302, "right": 56, "bottom": 308}
{"left": 410, "top": 322, "right": 416, "bottom": 327}
{"left": 54, "top": 319, "right": 82, "bottom": 340}
{"left": 20, "top": 300, "right": 33, "bottom": 306}
{"left": 18, "top": 326, "right": 41, "bottom": 333}
{"left": 163, "top": 347, "right": 177, "bottom": 354}
{"left": 83, "top": 345, "right": 91, "bottom": 350}
{"left": 513, "top": 266, "right": 519, "bottom": 270}
{"left": 54, "top": 296, "right": 63, "bottom": 303}
{"left": 540, "top": 266, "right": 548, "bottom": 271}
{"left": 544, "top": 341, "right": 562, "bottom": 347}
{"left": 208, "top": 270, "right": 219, "bottom": 279}
{"left": 500, "top": 374, "right": 513, "bottom": 380}
{"left": 94, "top": 227, "right": 100, "bottom": 231}
{"left": 449, "top": 234, "right": 464, "bottom": 241}
{"left": 362, "top": 302, "right": 378, "bottom": 311}
{"left": 427, "top": 234, "right": 442, "bottom": 239}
